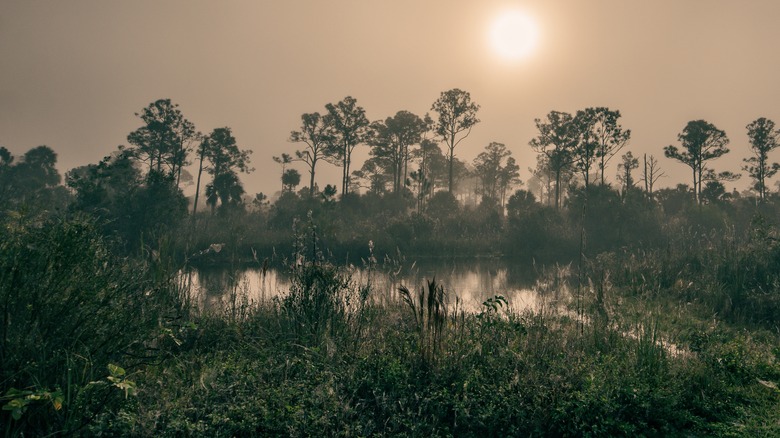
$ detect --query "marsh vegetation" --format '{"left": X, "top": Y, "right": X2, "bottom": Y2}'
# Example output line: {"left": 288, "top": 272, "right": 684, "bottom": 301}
{"left": 2, "top": 96, "right": 780, "bottom": 436}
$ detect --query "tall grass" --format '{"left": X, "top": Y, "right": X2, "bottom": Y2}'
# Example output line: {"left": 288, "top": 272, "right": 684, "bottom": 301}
{"left": 3, "top": 211, "right": 779, "bottom": 435}
{"left": 0, "top": 214, "right": 190, "bottom": 435}
{"left": 398, "top": 278, "right": 450, "bottom": 365}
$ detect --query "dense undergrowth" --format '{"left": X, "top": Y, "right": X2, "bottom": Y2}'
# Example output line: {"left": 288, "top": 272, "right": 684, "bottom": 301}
{"left": 3, "top": 212, "right": 779, "bottom": 436}
{"left": 0, "top": 214, "right": 189, "bottom": 435}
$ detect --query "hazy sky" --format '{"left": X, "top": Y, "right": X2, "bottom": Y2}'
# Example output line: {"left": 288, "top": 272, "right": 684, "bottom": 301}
{"left": 3, "top": 0, "right": 780, "bottom": 196}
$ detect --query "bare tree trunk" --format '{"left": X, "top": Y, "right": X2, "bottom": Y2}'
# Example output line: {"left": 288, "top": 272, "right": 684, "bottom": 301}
{"left": 448, "top": 132, "right": 455, "bottom": 193}
{"left": 192, "top": 149, "right": 205, "bottom": 215}
{"left": 309, "top": 158, "right": 316, "bottom": 196}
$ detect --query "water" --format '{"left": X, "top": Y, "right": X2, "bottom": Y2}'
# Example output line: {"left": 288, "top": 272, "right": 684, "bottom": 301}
{"left": 185, "top": 258, "right": 569, "bottom": 313}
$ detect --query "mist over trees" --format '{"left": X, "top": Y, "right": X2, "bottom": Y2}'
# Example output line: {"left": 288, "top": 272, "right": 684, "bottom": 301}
{"left": 3, "top": 91, "right": 780, "bottom": 260}
{"left": 529, "top": 111, "right": 578, "bottom": 210}
{"left": 0, "top": 91, "right": 777, "bottom": 269}
{"left": 5, "top": 91, "right": 780, "bottom": 436}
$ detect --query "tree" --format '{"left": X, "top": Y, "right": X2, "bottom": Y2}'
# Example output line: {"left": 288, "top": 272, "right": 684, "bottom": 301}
{"left": 281, "top": 168, "right": 301, "bottom": 193}
{"left": 126, "top": 99, "right": 196, "bottom": 183}
{"left": 205, "top": 171, "right": 245, "bottom": 213}
{"left": 409, "top": 139, "right": 447, "bottom": 211}
{"left": 0, "top": 147, "right": 13, "bottom": 208}
{"left": 324, "top": 96, "right": 370, "bottom": 197}
{"left": 701, "top": 180, "right": 727, "bottom": 204}
{"left": 431, "top": 89, "right": 480, "bottom": 193}
{"left": 572, "top": 112, "right": 597, "bottom": 189}
{"left": 3, "top": 145, "right": 66, "bottom": 211}
{"left": 252, "top": 192, "right": 269, "bottom": 211}
{"left": 498, "top": 157, "right": 521, "bottom": 207}
{"left": 413, "top": 139, "right": 448, "bottom": 189}
{"left": 743, "top": 117, "right": 780, "bottom": 201}
{"left": 368, "top": 110, "right": 428, "bottom": 194}
{"left": 616, "top": 151, "right": 639, "bottom": 194}
{"left": 272, "top": 153, "right": 293, "bottom": 193}
{"left": 656, "top": 184, "right": 695, "bottom": 216}
{"left": 290, "top": 112, "right": 330, "bottom": 196}
{"left": 529, "top": 111, "right": 578, "bottom": 209}
{"left": 506, "top": 189, "right": 537, "bottom": 219}
{"left": 0, "top": 147, "right": 11, "bottom": 167}
{"left": 641, "top": 154, "right": 665, "bottom": 199}
{"left": 66, "top": 146, "right": 140, "bottom": 218}
{"left": 664, "top": 120, "right": 730, "bottom": 204}
{"left": 353, "top": 158, "right": 390, "bottom": 195}
{"left": 15, "top": 145, "right": 61, "bottom": 189}
{"left": 528, "top": 155, "right": 557, "bottom": 207}
{"left": 576, "top": 107, "right": 631, "bottom": 186}
{"left": 472, "top": 142, "right": 520, "bottom": 206}
{"left": 66, "top": 146, "right": 186, "bottom": 252}
{"left": 196, "top": 127, "right": 252, "bottom": 214}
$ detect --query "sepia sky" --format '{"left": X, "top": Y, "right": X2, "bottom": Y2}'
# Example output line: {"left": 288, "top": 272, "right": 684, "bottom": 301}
{"left": 3, "top": 0, "right": 780, "bottom": 196}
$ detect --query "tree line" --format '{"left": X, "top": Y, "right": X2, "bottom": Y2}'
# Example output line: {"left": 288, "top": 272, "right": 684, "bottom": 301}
{"left": 281, "top": 93, "right": 780, "bottom": 212}
{"left": 3, "top": 90, "right": 780, "bottom": 258}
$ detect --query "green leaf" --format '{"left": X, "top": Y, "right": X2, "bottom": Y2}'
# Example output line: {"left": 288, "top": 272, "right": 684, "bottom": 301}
{"left": 108, "top": 363, "right": 126, "bottom": 377}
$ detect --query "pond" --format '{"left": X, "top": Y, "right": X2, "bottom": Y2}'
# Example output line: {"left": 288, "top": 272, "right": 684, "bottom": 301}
{"left": 184, "top": 257, "right": 571, "bottom": 314}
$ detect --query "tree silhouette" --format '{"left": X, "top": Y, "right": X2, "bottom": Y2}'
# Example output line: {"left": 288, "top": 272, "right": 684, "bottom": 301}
{"left": 281, "top": 168, "right": 301, "bottom": 193}
{"left": 368, "top": 110, "right": 428, "bottom": 194}
{"left": 664, "top": 120, "right": 730, "bottom": 204}
{"left": 641, "top": 154, "right": 665, "bottom": 199}
{"left": 572, "top": 112, "right": 598, "bottom": 189}
{"left": 205, "top": 171, "right": 245, "bottom": 213}
{"left": 0, "top": 147, "right": 12, "bottom": 209}
{"left": 576, "top": 107, "right": 631, "bottom": 186}
{"left": 16, "top": 145, "right": 61, "bottom": 189}
{"left": 473, "top": 142, "right": 520, "bottom": 206}
{"left": 3, "top": 146, "right": 66, "bottom": 210}
{"left": 743, "top": 117, "right": 780, "bottom": 201}
{"left": 196, "top": 127, "right": 252, "bottom": 214}
{"left": 324, "top": 96, "right": 370, "bottom": 197}
{"left": 617, "top": 151, "right": 639, "bottom": 194}
{"left": 272, "top": 153, "right": 293, "bottom": 193}
{"left": 66, "top": 146, "right": 187, "bottom": 251}
{"left": 127, "top": 99, "right": 196, "bottom": 183}
{"left": 529, "top": 111, "right": 578, "bottom": 209}
{"left": 431, "top": 89, "right": 480, "bottom": 193}
{"left": 290, "top": 112, "right": 330, "bottom": 196}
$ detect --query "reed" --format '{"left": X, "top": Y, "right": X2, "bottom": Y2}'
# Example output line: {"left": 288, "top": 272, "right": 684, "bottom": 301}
{"left": 398, "top": 278, "right": 450, "bottom": 365}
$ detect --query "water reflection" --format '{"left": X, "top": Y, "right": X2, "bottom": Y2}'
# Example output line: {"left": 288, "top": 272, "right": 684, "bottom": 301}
{"left": 186, "top": 258, "right": 565, "bottom": 313}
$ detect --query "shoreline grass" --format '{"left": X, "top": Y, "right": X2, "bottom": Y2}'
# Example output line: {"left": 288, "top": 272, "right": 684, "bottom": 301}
{"left": 2, "top": 214, "right": 779, "bottom": 436}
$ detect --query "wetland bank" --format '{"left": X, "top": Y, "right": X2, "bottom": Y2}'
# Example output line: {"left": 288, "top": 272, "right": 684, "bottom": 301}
{"left": 4, "top": 182, "right": 780, "bottom": 435}
{"left": 3, "top": 93, "right": 780, "bottom": 436}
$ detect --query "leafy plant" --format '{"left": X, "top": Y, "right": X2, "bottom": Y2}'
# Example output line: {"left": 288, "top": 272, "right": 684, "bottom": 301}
{"left": 1, "top": 388, "right": 64, "bottom": 421}
{"left": 106, "top": 364, "right": 137, "bottom": 399}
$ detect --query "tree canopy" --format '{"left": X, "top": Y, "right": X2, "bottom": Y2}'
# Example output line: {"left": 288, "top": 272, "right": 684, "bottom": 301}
{"left": 431, "top": 89, "right": 480, "bottom": 193}
{"left": 664, "top": 120, "right": 730, "bottom": 204}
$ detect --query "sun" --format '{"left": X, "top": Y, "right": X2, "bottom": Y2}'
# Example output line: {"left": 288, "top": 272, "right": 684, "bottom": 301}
{"left": 489, "top": 9, "right": 539, "bottom": 61}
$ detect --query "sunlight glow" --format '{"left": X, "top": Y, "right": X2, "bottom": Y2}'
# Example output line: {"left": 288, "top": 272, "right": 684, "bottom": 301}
{"left": 489, "top": 9, "right": 539, "bottom": 61}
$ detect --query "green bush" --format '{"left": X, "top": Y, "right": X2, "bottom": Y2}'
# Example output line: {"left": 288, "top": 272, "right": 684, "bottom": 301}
{"left": 0, "top": 214, "right": 187, "bottom": 434}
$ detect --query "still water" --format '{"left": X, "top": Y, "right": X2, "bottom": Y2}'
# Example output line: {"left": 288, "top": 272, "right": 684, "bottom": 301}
{"left": 185, "top": 258, "right": 569, "bottom": 313}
